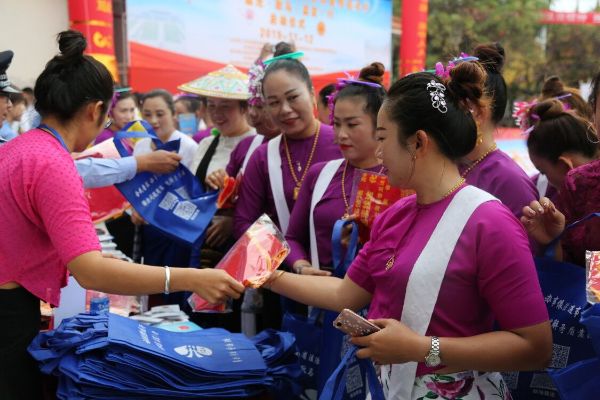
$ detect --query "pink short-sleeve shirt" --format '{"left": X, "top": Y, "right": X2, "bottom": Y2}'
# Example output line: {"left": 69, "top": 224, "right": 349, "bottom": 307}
{"left": 0, "top": 129, "right": 100, "bottom": 305}
{"left": 347, "top": 186, "right": 548, "bottom": 375}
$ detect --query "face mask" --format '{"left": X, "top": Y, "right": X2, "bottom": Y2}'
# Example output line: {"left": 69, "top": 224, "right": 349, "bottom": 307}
{"left": 177, "top": 113, "right": 198, "bottom": 135}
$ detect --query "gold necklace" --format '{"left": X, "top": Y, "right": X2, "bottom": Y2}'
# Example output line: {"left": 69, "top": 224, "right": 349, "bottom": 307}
{"left": 441, "top": 177, "right": 465, "bottom": 200}
{"left": 384, "top": 177, "right": 465, "bottom": 272}
{"left": 283, "top": 121, "right": 321, "bottom": 200}
{"left": 340, "top": 160, "right": 351, "bottom": 219}
{"left": 461, "top": 143, "right": 497, "bottom": 177}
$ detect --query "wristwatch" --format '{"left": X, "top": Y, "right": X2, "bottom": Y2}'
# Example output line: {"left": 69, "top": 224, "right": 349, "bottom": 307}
{"left": 424, "top": 336, "right": 442, "bottom": 367}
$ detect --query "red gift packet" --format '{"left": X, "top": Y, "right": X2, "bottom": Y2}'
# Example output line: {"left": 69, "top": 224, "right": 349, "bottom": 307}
{"left": 188, "top": 214, "right": 290, "bottom": 312}
{"left": 350, "top": 170, "right": 413, "bottom": 242}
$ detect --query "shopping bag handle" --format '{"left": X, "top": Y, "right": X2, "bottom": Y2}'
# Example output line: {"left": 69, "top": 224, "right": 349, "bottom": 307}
{"left": 113, "top": 120, "right": 180, "bottom": 157}
{"left": 319, "top": 345, "right": 384, "bottom": 400}
{"left": 331, "top": 219, "right": 359, "bottom": 277}
{"left": 545, "top": 212, "right": 600, "bottom": 258}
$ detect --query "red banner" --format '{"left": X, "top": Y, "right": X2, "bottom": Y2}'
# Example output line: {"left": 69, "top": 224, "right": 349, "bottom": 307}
{"left": 541, "top": 10, "right": 600, "bottom": 25}
{"left": 400, "top": 0, "right": 429, "bottom": 76}
{"left": 68, "top": 0, "right": 119, "bottom": 81}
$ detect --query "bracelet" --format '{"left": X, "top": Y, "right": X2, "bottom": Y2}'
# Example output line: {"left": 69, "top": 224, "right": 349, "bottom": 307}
{"left": 264, "top": 270, "right": 285, "bottom": 289}
{"left": 164, "top": 265, "right": 171, "bottom": 295}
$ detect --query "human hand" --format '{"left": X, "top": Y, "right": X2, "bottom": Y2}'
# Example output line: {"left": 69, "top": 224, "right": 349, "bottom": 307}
{"left": 340, "top": 214, "right": 357, "bottom": 249}
{"left": 131, "top": 210, "right": 146, "bottom": 226}
{"left": 191, "top": 268, "right": 244, "bottom": 304}
{"left": 520, "top": 197, "right": 565, "bottom": 245}
{"left": 293, "top": 261, "right": 331, "bottom": 276}
{"left": 206, "top": 169, "right": 228, "bottom": 190}
{"left": 205, "top": 215, "right": 233, "bottom": 248}
{"left": 135, "top": 150, "right": 181, "bottom": 174}
{"left": 351, "top": 319, "right": 428, "bottom": 365}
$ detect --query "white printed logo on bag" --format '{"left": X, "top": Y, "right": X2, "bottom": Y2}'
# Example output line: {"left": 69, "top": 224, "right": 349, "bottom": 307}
{"left": 174, "top": 345, "right": 213, "bottom": 358}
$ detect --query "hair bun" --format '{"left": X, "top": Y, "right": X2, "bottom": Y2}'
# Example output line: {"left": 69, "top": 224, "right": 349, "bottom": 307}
{"left": 57, "top": 30, "right": 87, "bottom": 62}
{"left": 530, "top": 99, "right": 567, "bottom": 122}
{"left": 541, "top": 76, "right": 566, "bottom": 98}
{"left": 273, "top": 42, "right": 296, "bottom": 58}
{"left": 358, "top": 62, "right": 385, "bottom": 85}
{"left": 447, "top": 61, "right": 487, "bottom": 110}
{"left": 473, "top": 42, "right": 505, "bottom": 74}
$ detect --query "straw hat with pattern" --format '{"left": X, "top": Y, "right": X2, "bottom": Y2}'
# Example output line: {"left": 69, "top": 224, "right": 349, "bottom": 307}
{"left": 178, "top": 64, "right": 250, "bottom": 100}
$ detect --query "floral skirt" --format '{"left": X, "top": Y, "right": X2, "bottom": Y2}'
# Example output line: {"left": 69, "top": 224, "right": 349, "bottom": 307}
{"left": 412, "top": 371, "right": 512, "bottom": 400}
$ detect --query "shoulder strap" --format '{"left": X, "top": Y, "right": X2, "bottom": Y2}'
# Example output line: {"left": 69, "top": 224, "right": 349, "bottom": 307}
{"left": 195, "top": 135, "right": 220, "bottom": 186}
{"left": 267, "top": 135, "right": 290, "bottom": 233}
{"left": 241, "top": 135, "right": 264, "bottom": 174}
{"left": 309, "top": 159, "right": 344, "bottom": 269}
{"left": 384, "top": 185, "right": 497, "bottom": 400}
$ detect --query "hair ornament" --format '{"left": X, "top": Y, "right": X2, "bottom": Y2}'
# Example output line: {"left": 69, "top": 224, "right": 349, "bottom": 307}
{"left": 263, "top": 51, "right": 304, "bottom": 66}
{"left": 429, "top": 53, "right": 479, "bottom": 79}
{"left": 426, "top": 80, "right": 448, "bottom": 114}
{"left": 248, "top": 60, "right": 266, "bottom": 106}
{"left": 326, "top": 72, "right": 384, "bottom": 124}
{"left": 513, "top": 93, "right": 572, "bottom": 135}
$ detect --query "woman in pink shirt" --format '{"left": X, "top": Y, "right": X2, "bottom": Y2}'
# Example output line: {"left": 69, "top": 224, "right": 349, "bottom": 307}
{"left": 265, "top": 62, "right": 551, "bottom": 398}
{"left": 0, "top": 31, "right": 243, "bottom": 399}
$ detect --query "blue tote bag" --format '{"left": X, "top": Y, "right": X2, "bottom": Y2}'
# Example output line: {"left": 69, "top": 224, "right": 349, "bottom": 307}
{"left": 113, "top": 120, "right": 218, "bottom": 245}
{"left": 506, "top": 214, "right": 598, "bottom": 400}
{"left": 318, "top": 220, "right": 367, "bottom": 399}
{"left": 319, "top": 346, "right": 384, "bottom": 400}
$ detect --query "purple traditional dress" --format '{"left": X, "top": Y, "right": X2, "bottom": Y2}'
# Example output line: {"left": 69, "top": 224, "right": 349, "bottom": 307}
{"left": 557, "top": 159, "right": 600, "bottom": 267}
{"left": 347, "top": 185, "right": 548, "bottom": 399}
{"left": 234, "top": 123, "right": 341, "bottom": 238}
{"left": 461, "top": 148, "right": 538, "bottom": 218}
{"left": 285, "top": 159, "right": 380, "bottom": 270}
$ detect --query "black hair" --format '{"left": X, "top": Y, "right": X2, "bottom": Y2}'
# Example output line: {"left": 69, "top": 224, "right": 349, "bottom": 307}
{"left": 262, "top": 43, "right": 312, "bottom": 93}
{"left": 22, "top": 87, "right": 34, "bottom": 95}
{"left": 9, "top": 92, "right": 25, "bottom": 106}
{"left": 527, "top": 99, "right": 598, "bottom": 163}
{"left": 473, "top": 42, "right": 507, "bottom": 124}
{"left": 142, "top": 89, "right": 175, "bottom": 114}
{"left": 174, "top": 96, "right": 200, "bottom": 113}
{"left": 318, "top": 83, "right": 336, "bottom": 106}
{"left": 589, "top": 70, "right": 600, "bottom": 113}
{"left": 34, "top": 30, "right": 113, "bottom": 122}
{"left": 541, "top": 75, "right": 593, "bottom": 121}
{"left": 383, "top": 62, "right": 489, "bottom": 161}
{"left": 334, "top": 62, "right": 386, "bottom": 125}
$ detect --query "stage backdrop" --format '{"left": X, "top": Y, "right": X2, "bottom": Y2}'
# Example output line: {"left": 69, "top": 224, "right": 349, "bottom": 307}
{"left": 127, "top": 0, "right": 392, "bottom": 93}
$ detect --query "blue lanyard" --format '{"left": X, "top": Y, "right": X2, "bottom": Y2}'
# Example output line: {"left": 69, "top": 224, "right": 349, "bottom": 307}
{"left": 38, "top": 123, "right": 70, "bottom": 152}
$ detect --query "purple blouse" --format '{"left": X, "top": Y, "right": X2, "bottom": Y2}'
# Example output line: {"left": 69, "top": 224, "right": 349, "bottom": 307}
{"left": 348, "top": 186, "right": 548, "bottom": 376}
{"left": 285, "top": 161, "right": 380, "bottom": 269}
{"left": 233, "top": 124, "right": 341, "bottom": 238}
{"left": 557, "top": 159, "right": 600, "bottom": 267}
{"left": 226, "top": 135, "right": 268, "bottom": 177}
{"left": 461, "top": 149, "right": 538, "bottom": 218}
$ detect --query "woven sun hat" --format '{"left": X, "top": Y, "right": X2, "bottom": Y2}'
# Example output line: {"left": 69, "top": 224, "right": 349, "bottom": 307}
{"left": 178, "top": 64, "right": 250, "bottom": 100}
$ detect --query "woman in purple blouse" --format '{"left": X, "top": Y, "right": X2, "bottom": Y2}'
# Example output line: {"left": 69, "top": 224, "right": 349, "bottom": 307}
{"left": 285, "top": 62, "right": 386, "bottom": 276}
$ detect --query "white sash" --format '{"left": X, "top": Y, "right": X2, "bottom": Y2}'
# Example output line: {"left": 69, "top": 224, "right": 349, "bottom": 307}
{"left": 267, "top": 134, "right": 291, "bottom": 233}
{"left": 241, "top": 134, "right": 264, "bottom": 174}
{"left": 309, "top": 159, "right": 344, "bottom": 269}
{"left": 381, "top": 185, "right": 497, "bottom": 400}
{"left": 536, "top": 174, "right": 549, "bottom": 198}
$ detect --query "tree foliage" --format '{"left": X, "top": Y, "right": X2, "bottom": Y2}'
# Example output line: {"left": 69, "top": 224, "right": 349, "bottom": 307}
{"left": 392, "top": 0, "right": 600, "bottom": 121}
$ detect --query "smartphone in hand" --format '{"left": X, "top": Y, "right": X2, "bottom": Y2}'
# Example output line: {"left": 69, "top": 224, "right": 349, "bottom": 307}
{"left": 333, "top": 308, "right": 381, "bottom": 337}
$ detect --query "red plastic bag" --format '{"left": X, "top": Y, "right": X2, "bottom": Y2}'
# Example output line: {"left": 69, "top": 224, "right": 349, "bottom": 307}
{"left": 188, "top": 214, "right": 290, "bottom": 312}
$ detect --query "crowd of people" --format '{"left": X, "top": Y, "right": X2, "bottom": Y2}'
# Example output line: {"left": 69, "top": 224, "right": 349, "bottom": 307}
{"left": 1, "top": 28, "right": 599, "bottom": 399}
